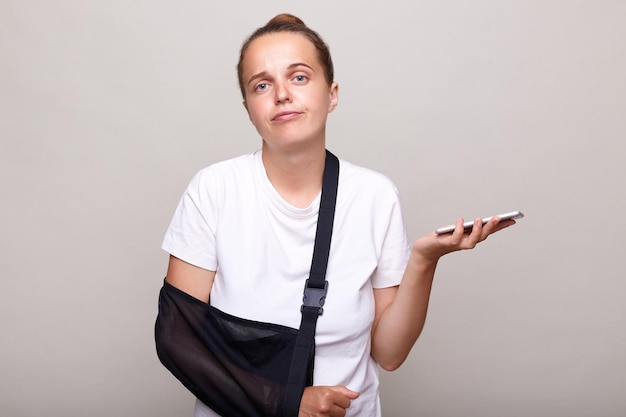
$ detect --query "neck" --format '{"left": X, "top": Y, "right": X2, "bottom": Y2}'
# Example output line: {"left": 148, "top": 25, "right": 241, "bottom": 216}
{"left": 261, "top": 142, "right": 326, "bottom": 208}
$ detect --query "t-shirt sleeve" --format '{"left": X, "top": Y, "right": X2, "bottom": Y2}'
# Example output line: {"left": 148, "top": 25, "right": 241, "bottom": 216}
{"left": 161, "top": 168, "right": 219, "bottom": 271}
{"left": 370, "top": 184, "right": 411, "bottom": 289}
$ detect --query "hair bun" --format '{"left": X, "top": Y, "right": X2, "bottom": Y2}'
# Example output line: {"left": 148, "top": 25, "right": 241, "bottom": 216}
{"left": 267, "top": 13, "right": 306, "bottom": 27}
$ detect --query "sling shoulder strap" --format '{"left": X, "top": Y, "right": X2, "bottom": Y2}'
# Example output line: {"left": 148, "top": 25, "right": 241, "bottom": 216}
{"left": 282, "top": 149, "right": 340, "bottom": 416}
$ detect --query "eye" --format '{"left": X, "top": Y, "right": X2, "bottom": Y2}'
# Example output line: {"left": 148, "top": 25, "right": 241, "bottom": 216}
{"left": 255, "top": 82, "right": 268, "bottom": 92}
{"left": 293, "top": 75, "right": 308, "bottom": 83}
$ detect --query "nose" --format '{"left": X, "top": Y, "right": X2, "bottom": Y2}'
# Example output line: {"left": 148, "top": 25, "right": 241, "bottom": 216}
{"left": 274, "top": 81, "right": 292, "bottom": 104}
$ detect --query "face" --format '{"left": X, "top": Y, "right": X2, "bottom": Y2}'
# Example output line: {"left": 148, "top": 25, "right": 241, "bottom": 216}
{"left": 241, "top": 32, "right": 338, "bottom": 151}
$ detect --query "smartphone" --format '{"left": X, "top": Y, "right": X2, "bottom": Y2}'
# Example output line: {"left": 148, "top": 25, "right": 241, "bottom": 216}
{"left": 435, "top": 210, "right": 524, "bottom": 235}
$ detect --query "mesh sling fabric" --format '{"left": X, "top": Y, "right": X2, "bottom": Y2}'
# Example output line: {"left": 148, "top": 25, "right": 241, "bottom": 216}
{"left": 155, "top": 282, "right": 310, "bottom": 416}
{"left": 155, "top": 150, "right": 339, "bottom": 417}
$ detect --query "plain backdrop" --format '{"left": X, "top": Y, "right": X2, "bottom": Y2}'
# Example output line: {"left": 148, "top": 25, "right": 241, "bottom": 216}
{"left": 2, "top": 1, "right": 625, "bottom": 416}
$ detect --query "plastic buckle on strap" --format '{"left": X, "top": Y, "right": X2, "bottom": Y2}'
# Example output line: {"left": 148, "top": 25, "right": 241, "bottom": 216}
{"left": 301, "top": 279, "right": 328, "bottom": 316}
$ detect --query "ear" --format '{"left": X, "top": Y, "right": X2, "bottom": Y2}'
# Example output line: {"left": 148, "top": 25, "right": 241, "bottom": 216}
{"left": 242, "top": 100, "right": 251, "bottom": 121}
{"left": 327, "top": 82, "right": 339, "bottom": 113}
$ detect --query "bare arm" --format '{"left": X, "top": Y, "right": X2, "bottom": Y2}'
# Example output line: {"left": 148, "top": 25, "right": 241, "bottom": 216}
{"left": 370, "top": 216, "right": 516, "bottom": 371}
{"left": 165, "top": 255, "right": 215, "bottom": 302}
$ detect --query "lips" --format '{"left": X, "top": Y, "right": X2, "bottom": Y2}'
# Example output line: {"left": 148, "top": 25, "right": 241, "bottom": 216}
{"left": 271, "top": 111, "right": 302, "bottom": 122}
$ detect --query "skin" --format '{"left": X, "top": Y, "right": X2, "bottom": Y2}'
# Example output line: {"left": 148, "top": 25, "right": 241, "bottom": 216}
{"left": 165, "top": 31, "right": 516, "bottom": 417}
{"left": 241, "top": 32, "right": 338, "bottom": 208}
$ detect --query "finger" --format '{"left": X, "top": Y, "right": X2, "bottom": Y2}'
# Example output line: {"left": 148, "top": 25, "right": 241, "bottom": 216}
{"left": 459, "top": 217, "right": 482, "bottom": 247}
{"left": 480, "top": 216, "right": 499, "bottom": 239}
{"left": 483, "top": 216, "right": 517, "bottom": 237}
{"left": 449, "top": 218, "right": 466, "bottom": 242}
{"left": 332, "top": 386, "right": 360, "bottom": 400}
{"left": 491, "top": 218, "right": 516, "bottom": 233}
{"left": 331, "top": 392, "right": 352, "bottom": 409}
{"left": 326, "top": 386, "right": 359, "bottom": 410}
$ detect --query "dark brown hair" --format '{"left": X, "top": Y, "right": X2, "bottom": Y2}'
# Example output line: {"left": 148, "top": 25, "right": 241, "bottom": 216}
{"left": 237, "top": 13, "right": 334, "bottom": 99}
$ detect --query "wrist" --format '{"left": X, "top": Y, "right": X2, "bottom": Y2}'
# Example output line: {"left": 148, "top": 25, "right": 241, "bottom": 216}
{"left": 407, "top": 250, "right": 438, "bottom": 281}
{"left": 411, "top": 237, "right": 441, "bottom": 265}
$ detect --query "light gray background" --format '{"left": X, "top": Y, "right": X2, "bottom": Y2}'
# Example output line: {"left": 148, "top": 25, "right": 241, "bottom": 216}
{"left": 2, "top": 1, "right": 625, "bottom": 416}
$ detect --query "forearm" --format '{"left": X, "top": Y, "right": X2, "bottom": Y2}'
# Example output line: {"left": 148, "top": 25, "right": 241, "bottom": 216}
{"left": 370, "top": 216, "right": 515, "bottom": 371}
{"left": 370, "top": 253, "right": 438, "bottom": 371}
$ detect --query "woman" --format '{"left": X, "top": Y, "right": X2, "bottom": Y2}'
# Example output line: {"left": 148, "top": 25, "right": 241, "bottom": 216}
{"left": 160, "top": 13, "right": 515, "bottom": 417}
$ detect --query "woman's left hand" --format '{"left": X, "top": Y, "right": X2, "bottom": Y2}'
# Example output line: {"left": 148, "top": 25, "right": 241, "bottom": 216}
{"left": 370, "top": 215, "right": 517, "bottom": 370}
{"left": 414, "top": 216, "right": 516, "bottom": 263}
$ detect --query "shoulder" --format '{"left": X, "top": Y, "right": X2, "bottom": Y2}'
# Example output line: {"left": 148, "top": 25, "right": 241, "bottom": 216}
{"left": 189, "top": 152, "right": 257, "bottom": 187}
{"left": 180, "top": 152, "right": 259, "bottom": 206}
{"left": 195, "top": 152, "right": 256, "bottom": 179}
{"left": 338, "top": 157, "right": 400, "bottom": 196}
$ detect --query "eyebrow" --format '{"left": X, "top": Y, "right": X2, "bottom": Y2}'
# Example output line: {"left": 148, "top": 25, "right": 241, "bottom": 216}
{"left": 287, "top": 62, "right": 314, "bottom": 72}
{"left": 246, "top": 63, "right": 315, "bottom": 87}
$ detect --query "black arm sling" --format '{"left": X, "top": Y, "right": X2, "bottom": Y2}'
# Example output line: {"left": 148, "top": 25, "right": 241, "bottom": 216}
{"left": 155, "top": 150, "right": 339, "bottom": 417}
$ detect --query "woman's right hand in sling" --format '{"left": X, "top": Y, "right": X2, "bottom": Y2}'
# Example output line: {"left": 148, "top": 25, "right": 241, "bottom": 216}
{"left": 299, "top": 386, "right": 360, "bottom": 417}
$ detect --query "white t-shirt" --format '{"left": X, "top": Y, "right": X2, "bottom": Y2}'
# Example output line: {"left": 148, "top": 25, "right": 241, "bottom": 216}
{"left": 162, "top": 150, "right": 411, "bottom": 417}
